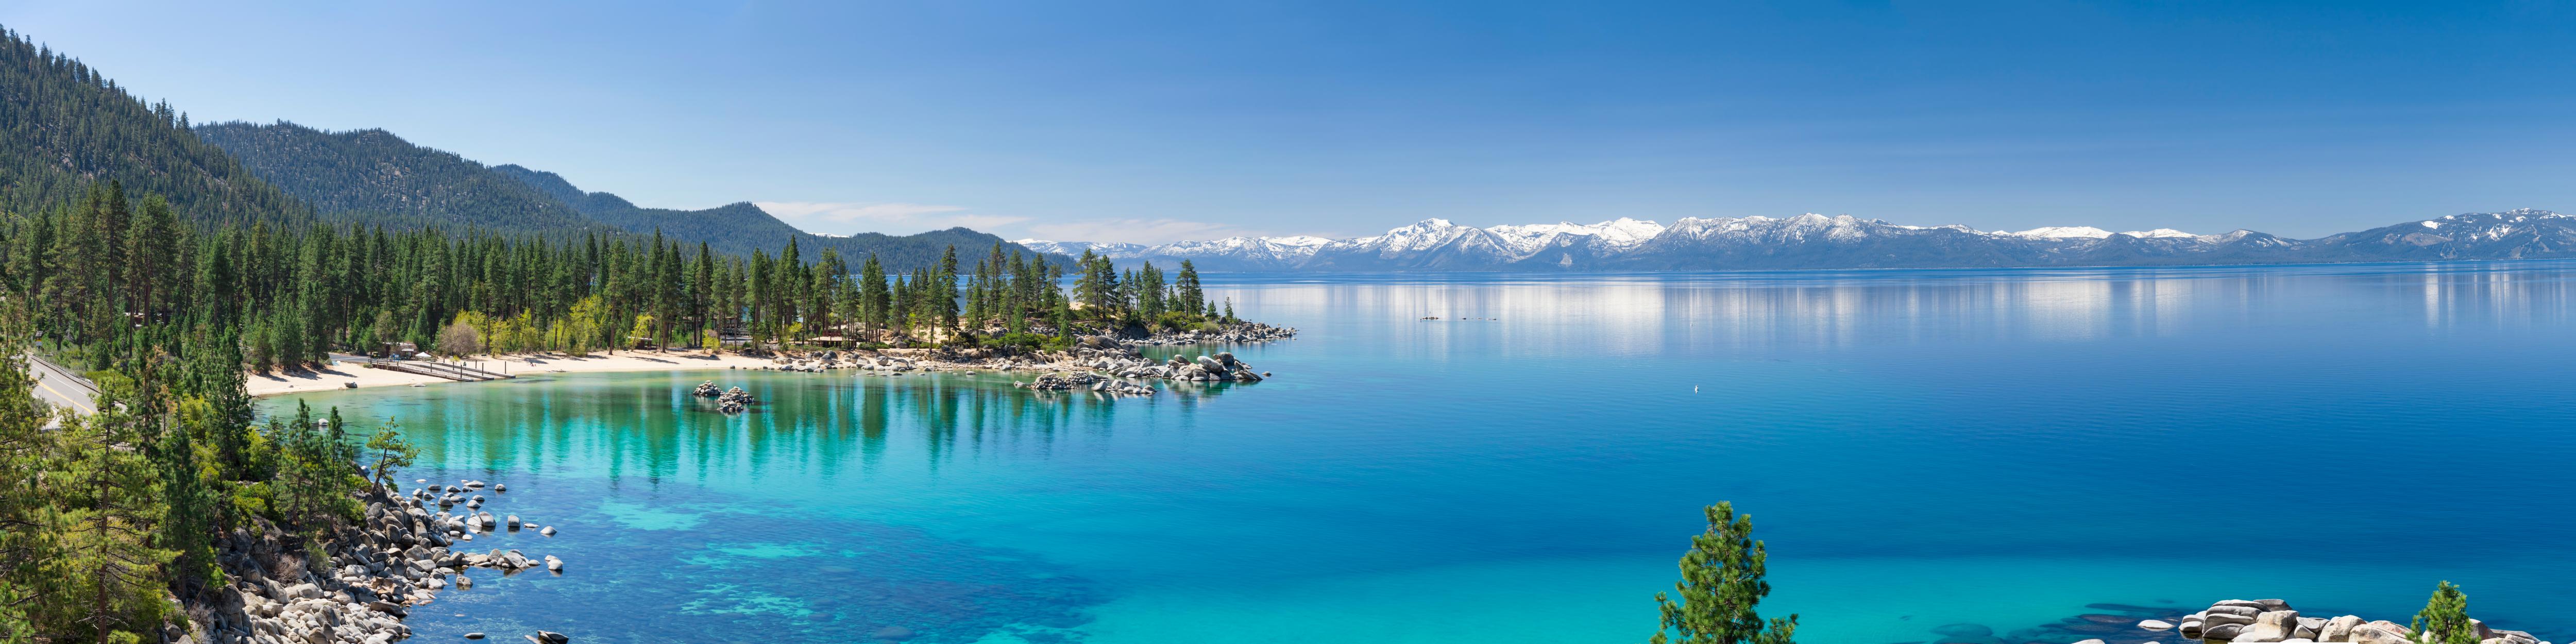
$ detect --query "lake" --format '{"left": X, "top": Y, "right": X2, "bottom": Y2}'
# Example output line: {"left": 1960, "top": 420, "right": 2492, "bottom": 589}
{"left": 261, "top": 262, "right": 2576, "bottom": 644}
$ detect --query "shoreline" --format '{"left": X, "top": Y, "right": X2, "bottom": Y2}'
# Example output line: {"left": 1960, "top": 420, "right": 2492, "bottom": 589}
{"left": 246, "top": 350, "right": 778, "bottom": 397}
{"left": 249, "top": 323, "right": 1302, "bottom": 398}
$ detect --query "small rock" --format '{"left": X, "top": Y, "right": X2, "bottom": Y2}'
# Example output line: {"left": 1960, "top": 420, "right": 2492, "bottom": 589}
{"left": 2350, "top": 624, "right": 2411, "bottom": 644}
{"left": 2238, "top": 610, "right": 2299, "bottom": 642}
{"left": 2138, "top": 619, "right": 2174, "bottom": 630}
{"left": 2205, "top": 609, "right": 2258, "bottom": 626}
{"left": 464, "top": 634, "right": 484, "bottom": 640}
{"left": 2295, "top": 616, "right": 2325, "bottom": 639}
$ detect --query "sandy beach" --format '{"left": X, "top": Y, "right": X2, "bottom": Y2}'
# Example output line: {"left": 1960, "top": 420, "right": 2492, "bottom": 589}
{"left": 246, "top": 350, "right": 778, "bottom": 396}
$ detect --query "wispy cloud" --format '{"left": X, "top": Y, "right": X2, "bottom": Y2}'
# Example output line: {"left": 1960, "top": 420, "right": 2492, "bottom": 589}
{"left": 755, "top": 201, "right": 1031, "bottom": 235}
{"left": 1022, "top": 218, "right": 1276, "bottom": 245}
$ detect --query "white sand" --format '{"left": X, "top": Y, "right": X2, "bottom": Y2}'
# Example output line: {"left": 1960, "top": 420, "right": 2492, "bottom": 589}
{"left": 246, "top": 350, "right": 777, "bottom": 397}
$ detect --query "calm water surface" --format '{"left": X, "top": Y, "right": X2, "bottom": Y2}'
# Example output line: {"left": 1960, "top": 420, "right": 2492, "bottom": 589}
{"left": 263, "top": 262, "right": 2576, "bottom": 644}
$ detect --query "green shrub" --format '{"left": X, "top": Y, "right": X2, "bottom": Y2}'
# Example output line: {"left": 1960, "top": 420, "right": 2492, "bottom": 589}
{"left": 230, "top": 482, "right": 277, "bottom": 524}
{"left": 1154, "top": 311, "right": 1208, "bottom": 332}
{"left": 991, "top": 332, "right": 1072, "bottom": 352}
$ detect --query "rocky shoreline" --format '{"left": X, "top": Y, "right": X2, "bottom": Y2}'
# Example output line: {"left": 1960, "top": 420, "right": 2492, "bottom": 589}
{"left": 2147, "top": 598, "right": 2547, "bottom": 644}
{"left": 721, "top": 323, "right": 1296, "bottom": 399}
{"left": 1980, "top": 598, "right": 2555, "bottom": 644}
{"left": 192, "top": 478, "right": 568, "bottom": 644}
{"left": 1125, "top": 321, "right": 1299, "bottom": 345}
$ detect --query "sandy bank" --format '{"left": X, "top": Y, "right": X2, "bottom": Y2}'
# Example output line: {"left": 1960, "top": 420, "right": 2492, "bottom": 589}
{"left": 247, "top": 350, "right": 776, "bottom": 396}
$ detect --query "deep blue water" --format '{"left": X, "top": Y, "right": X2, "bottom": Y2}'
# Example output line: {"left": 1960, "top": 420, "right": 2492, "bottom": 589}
{"left": 264, "top": 262, "right": 2576, "bottom": 643}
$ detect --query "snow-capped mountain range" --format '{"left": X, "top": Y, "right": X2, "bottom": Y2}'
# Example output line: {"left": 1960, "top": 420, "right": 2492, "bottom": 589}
{"left": 1016, "top": 209, "right": 2576, "bottom": 272}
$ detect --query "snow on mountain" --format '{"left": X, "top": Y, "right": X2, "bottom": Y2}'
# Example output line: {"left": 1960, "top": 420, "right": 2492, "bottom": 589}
{"left": 1023, "top": 210, "right": 2569, "bottom": 271}
{"left": 2306, "top": 209, "right": 2576, "bottom": 261}
{"left": 2007, "top": 226, "right": 2116, "bottom": 239}
{"left": 1011, "top": 240, "right": 1147, "bottom": 257}
{"left": 2005, "top": 226, "right": 2198, "bottom": 239}
{"left": 1486, "top": 217, "right": 1668, "bottom": 254}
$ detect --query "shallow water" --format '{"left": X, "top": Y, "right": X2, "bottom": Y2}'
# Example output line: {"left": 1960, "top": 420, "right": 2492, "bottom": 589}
{"left": 266, "top": 262, "right": 2576, "bottom": 643}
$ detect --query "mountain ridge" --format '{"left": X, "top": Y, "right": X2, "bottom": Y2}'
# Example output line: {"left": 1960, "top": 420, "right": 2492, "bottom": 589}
{"left": 195, "top": 121, "right": 1065, "bottom": 270}
{"left": 1021, "top": 210, "right": 2576, "bottom": 271}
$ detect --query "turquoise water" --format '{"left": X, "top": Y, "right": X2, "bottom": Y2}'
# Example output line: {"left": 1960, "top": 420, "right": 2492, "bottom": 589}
{"left": 264, "top": 263, "right": 2576, "bottom": 643}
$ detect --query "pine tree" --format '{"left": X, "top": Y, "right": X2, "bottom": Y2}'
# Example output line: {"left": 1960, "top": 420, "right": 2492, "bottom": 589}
{"left": 889, "top": 274, "right": 912, "bottom": 336}
{"left": 184, "top": 325, "right": 253, "bottom": 485}
{"left": 2413, "top": 581, "right": 2477, "bottom": 644}
{"left": 42, "top": 378, "right": 176, "bottom": 643}
{"left": 158, "top": 397, "right": 219, "bottom": 590}
{"left": 1649, "top": 502, "right": 1798, "bottom": 644}
{"left": 1052, "top": 296, "right": 1075, "bottom": 338}
{"left": 1072, "top": 249, "right": 1103, "bottom": 319}
{"left": 691, "top": 242, "right": 715, "bottom": 347}
{"left": 364, "top": 417, "right": 418, "bottom": 489}
{"left": 1176, "top": 260, "right": 1204, "bottom": 313}
{"left": 777, "top": 238, "right": 802, "bottom": 334}
{"left": 122, "top": 196, "right": 179, "bottom": 320}
{"left": 964, "top": 260, "right": 987, "bottom": 332}
{"left": 1136, "top": 261, "right": 1166, "bottom": 323}
{"left": 937, "top": 245, "right": 961, "bottom": 333}
{"left": 860, "top": 254, "right": 889, "bottom": 332}
{"left": 0, "top": 337, "right": 63, "bottom": 638}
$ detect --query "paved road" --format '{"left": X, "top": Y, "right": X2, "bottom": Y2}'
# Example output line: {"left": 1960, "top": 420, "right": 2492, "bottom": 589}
{"left": 25, "top": 354, "right": 99, "bottom": 416}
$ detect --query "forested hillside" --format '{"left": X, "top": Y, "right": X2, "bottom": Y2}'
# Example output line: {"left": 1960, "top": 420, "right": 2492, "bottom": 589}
{"left": 194, "top": 121, "right": 1064, "bottom": 270}
{"left": 194, "top": 122, "right": 611, "bottom": 236}
{"left": 0, "top": 28, "right": 308, "bottom": 226}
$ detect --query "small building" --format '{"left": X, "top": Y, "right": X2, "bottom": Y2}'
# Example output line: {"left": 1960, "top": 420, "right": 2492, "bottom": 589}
{"left": 376, "top": 342, "right": 419, "bottom": 360}
{"left": 806, "top": 335, "right": 856, "bottom": 348}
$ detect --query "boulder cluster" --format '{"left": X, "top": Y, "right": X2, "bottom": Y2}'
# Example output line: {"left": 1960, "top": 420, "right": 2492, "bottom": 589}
{"left": 690, "top": 381, "right": 721, "bottom": 397}
{"left": 1016, "top": 371, "right": 1156, "bottom": 395}
{"left": 713, "top": 386, "right": 756, "bottom": 413}
{"left": 857, "top": 354, "right": 920, "bottom": 372}
{"left": 770, "top": 354, "right": 838, "bottom": 372}
{"left": 2141, "top": 598, "right": 2547, "bottom": 644}
{"left": 1061, "top": 336, "right": 1266, "bottom": 382}
{"left": 1009, "top": 337, "right": 1267, "bottom": 397}
{"left": 196, "top": 479, "right": 567, "bottom": 644}
{"left": 1131, "top": 321, "right": 1299, "bottom": 346}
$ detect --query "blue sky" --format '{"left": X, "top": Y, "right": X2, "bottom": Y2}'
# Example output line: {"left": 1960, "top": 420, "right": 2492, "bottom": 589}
{"left": 5, "top": 1, "right": 2572, "bottom": 242}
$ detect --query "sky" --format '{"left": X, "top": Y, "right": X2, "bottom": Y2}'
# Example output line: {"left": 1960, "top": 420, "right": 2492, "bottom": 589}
{"left": 4, "top": 1, "right": 2573, "bottom": 243}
